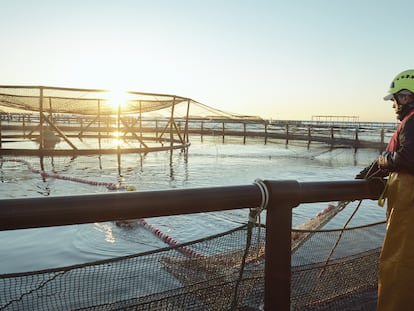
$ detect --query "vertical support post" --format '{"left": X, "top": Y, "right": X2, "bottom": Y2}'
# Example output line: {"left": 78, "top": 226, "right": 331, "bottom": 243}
{"left": 39, "top": 86, "right": 44, "bottom": 150}
{"left": 264, "top": 180, "right": 299, "bottom": 311}
{"left": 354, "top": 126, "right": 359, "bottom": 152}
{"left": 48, "top": 97, "right": 53, "bottom": 122}
{"left": 117, "top": 101, "right": 121, "bottom": 138}
{"left": 155, "top": 119, "right": 159, "bottom": 142}
{"left": 243, "top": 122, "right": 246, "bottom": 144}
{"left": 139, "top": 101, "right": 143, "bottom": 145}
{"left": 22, "top": 115, "right": 26, "bottom": 137}
{"left": 201, "top": 121, "right": 204, "bottom": 142}
{"left": 184, "top": 99, "right": 190, "bottom": 144}
{"left": 285, "top": 123, "right": 289, "bottom": 145}
{"left": 170, "top": 97, "right": 176, "bottom": 149}
{"left": 264, "top": 122, "right": 268, "bottom": 145}
{"left": 98, "top": 100, "right": 102, "bottom": 151}
{"left": 0, "top": 113, "right": 2, "bottom": 148}
{"left": 222, "top": 122, "right": 225, "bottom": 143}
{"left": 117, "top": 98, "right": 122, "bottom": 175}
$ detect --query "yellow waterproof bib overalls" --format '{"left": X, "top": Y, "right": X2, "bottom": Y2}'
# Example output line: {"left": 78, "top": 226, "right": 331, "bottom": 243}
{"left": 378, "top": 172, "right": 414, "bottom": 310}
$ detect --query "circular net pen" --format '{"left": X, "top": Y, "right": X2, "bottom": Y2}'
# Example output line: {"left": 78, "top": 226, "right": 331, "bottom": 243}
{"left": 0, "top": 220, "right": 385, "bottom": 310}
{"left": 0, "top": 86, "right": 198, "bottom": 156}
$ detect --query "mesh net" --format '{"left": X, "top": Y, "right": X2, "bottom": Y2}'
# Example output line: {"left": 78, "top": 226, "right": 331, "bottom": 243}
{"left": 0, "top": 85, "right": 261, "bottom": 120}
{"left": 0, "top": 86, "right": 186, "bottom": 116}
{"left": 0, "top": 85, "right": 262, "bottom": 154}
{"left": 0, "top": 220, "right": 385, "bottom": 311}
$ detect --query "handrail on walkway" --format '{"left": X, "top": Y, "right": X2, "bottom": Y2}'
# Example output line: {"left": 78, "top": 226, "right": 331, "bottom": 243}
{"left": 0, "top": 178, "right": 384, "bottom": 310}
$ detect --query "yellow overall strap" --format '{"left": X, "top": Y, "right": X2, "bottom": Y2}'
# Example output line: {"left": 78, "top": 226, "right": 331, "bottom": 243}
{"left": 378, "top": 175, "right": 391, "bottom": 207}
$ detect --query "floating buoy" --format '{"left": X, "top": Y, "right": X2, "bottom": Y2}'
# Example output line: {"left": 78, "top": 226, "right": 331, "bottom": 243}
{"left": 127, "top": 185, "right": 137, "bottom": 191}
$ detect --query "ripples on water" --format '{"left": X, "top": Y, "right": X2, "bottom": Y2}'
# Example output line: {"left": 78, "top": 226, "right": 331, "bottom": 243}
{"left": 0, "top": 137, "right": 386, "bottom": 273}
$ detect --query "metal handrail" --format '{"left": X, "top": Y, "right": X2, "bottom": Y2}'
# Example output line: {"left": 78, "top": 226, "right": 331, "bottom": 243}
{"left": 0, "top": 178, "right": 384, "bottom": 310}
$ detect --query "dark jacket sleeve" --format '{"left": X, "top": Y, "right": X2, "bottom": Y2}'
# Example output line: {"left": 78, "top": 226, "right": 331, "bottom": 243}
{"left": 378, "top": 117, "right": 414, "bottom": 174}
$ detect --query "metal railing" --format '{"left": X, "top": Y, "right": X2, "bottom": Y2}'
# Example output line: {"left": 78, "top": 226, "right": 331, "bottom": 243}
{"left": 0, "top": 178, "right": 384, "bottom": 310}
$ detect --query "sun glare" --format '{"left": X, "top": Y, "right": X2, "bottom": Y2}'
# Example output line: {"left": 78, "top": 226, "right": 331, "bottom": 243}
{"left": 112, "top": 131, "right": 122, "bottom": 138}
{"left": 106, "top": 89, "right": 130, "bottom": 111}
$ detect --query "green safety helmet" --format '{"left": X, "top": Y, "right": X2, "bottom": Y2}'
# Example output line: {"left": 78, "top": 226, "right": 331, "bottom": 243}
{"left": 384, "top": 69, "right": 414, "bottom": 100}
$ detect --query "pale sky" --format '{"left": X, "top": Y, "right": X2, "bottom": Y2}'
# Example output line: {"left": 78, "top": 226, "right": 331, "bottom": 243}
{"left": 1, "top": 0, "right": 413, "bottom": 122}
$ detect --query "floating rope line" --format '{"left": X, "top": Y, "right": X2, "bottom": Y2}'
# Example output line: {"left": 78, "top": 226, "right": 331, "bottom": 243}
{"left": 138, "top": 218, "right": 204, "bottom": 258}
{"left": 0, "top": 158, "right": 122, "bottom": 190}
{"left": 115, "top": 186, "right": 205, "bottom": 258}
{"left": 2, "top": 158, "right": 204, "bottom": 258}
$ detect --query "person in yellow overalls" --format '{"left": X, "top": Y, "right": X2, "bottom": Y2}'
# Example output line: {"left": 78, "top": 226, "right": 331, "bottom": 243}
{"left": 357, "top": 69, "right": 414, "bottom": 310}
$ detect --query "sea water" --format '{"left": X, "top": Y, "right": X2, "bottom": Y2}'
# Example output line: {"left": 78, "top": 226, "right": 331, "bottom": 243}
{"left": 0, "top": 136, "right": 386, "bottom": 274}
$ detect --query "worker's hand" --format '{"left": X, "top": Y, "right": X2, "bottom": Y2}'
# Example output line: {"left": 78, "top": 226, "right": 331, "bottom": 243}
{"left": 355, "top": 160, "right": 378, "bottom": 179}
{"left": 355, "top": 167, "right": 369, "bottom": 179}
{"left": 377, "top": 152, "right": 392, "bottom": 170}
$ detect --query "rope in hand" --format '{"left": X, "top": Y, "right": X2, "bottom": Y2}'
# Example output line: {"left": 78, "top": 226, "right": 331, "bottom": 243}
{"left": 359, "top": 160, "right": 389, "bottom": 207}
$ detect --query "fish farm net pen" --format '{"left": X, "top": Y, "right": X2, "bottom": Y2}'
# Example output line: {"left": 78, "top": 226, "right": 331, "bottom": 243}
{"left": 0, "top": 216, "right": 385, "bottom": 310}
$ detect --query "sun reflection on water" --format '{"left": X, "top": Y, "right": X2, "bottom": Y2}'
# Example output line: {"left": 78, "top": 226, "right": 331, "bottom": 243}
{"left": 111, "top": 131, "right": 127, "bottom": 148}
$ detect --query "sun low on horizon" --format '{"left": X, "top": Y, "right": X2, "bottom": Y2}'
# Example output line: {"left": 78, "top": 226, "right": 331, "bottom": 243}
{"left": 104, "top": 89, "right": 132, "bottom": 111}
{"left": 1, "top": 1, "right": 411, "bottom": 123}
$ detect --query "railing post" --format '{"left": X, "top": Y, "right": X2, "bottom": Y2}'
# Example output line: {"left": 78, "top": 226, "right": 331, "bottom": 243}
{"left": 264, "top": 180, "right": 300, "bottom": 311}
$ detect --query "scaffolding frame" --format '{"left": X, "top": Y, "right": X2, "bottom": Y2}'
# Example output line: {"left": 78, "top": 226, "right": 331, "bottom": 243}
{"left": 0, "top": 86, "right": 192, "bottom": 156}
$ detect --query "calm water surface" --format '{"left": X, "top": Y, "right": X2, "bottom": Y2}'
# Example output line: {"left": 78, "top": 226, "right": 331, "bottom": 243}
{"left": 0, "top": 136, "right": 386, "bottom": 273}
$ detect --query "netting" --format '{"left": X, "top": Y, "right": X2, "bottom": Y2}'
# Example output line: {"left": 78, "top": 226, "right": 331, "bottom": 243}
{"left": 0, "top": 85, "right": 261, "bottom": 120}
{"left": 0, "top": 85, "right": 262, "bottom": 155}
{"left": 0, "top": 219, "right": 385, "bottom": 311}
{"left": 0, "top": 86, "right": 186, "bottom": 116}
